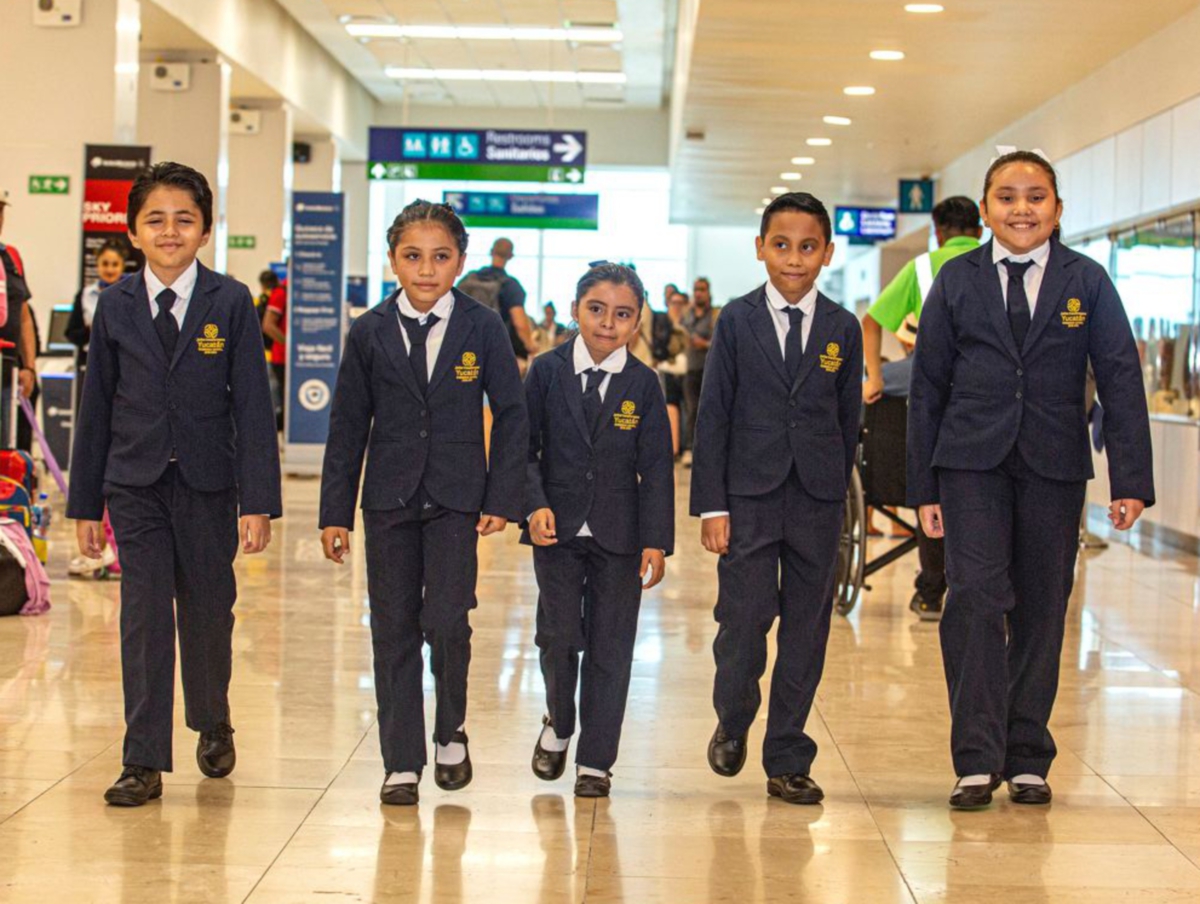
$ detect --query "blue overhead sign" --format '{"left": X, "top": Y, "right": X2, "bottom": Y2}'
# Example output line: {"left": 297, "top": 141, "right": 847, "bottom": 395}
{"left": 368, "top": 127, "right": 587, "bottom": 184}
{"left": 899, "top": 179, "right": 935, "bottom": 214}
{"left": 442, "top": 191, "right": 599, "bottom": 230}
{"left": 834, "top": 206, "right": 898, "bottom": 241}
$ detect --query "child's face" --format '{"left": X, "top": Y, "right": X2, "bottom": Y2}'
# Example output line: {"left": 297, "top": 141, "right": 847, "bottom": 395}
{"left": 755, "top": 211, "right": 834, "bottom": 303}
{"left": 982, "top": 163, "right": 1062, "bottom": 256}
{"left": 96, "top": 250, "right": 126, "bottom": 284}
{"left": 128, "top": 186, "right": 210, "bottom": 276}
{"left": 572, "top": 281, "right": 641, "bottom": 363}
{"left": 388, "top": 222, "right": 465, "bottom": 310}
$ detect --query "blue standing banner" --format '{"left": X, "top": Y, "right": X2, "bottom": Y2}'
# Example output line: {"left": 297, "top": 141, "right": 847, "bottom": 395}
{"left": 286, "top": 192, "right": 346, "bottom": 472}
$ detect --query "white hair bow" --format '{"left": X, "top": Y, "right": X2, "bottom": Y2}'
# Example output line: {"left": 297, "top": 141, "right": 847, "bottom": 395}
{"left": 992, "top": 145, "right": 1051, "bottom": 164}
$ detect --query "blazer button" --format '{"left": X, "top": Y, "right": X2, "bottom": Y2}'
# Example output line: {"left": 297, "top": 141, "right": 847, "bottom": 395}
{"left": 789, "top": 421, "right": 798, "bottom": 428}
{"left": 1015, "top": 392, "right": 1023, "bottom": 400}
{"left": 419, "top": 430, "right": 428, "bottom": 438}
{"left": 420, "top": 410, "right": 428, "bottom": 418}
{"left": 586, "top": 471, "right": 595, "bottom": 481}
{"left": 789, "top": 400, "right": 797, "bottom": 408}
{"left": 169, "top": 402, "right": 178, "bottom": 411}
{"left": 1016, "top": 369, "right": 1024, "bottom": 377}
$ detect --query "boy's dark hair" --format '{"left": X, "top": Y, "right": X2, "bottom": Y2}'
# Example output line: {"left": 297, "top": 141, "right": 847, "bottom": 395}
{"left": 97, "top": 237, "right": 131, "bottom": 260}
{"left": 760, "top": 192, "right": 832, "bottom": 243}
{"left": 127, "top": 161, "right": 214, "bottom": 234}
{"left": 932, "top": 196, "right": 981, "bottom": 235}
{"left": 259, "top": 269, "right": 280, "bottom": 291}
{"left": 983, "top": 151, "right": 1061, "bottom": 203}
{"left": 575, "top": 261, "right": 646, "bottom": 310}
{"left": 387, "top": 199, "right": 469, "bottom": 253}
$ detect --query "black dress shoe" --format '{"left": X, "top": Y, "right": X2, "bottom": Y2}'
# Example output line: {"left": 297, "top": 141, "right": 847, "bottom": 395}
{"left": 380, "top": 776, "right": 420, "bottom": 806}
{"left": 1008, "top": 779, "right": 1052, "bottom": 805}
{"left": 948, "top": 774, "right": 1003, "bottom": 810}
{"left": 104, "top": 765, "right": 163, "bottom": 807}
{"left": 433, "top": 730, "right": 473, "bottom": 791}
{"left": 909, "top": 592, "right": 944, "bottom": 622}
{"left": 197, "top": 723, "right": 236, "bottom": 778}
{"left": 707, "top": 725, "right": 747, "bottom": 777}
{"left": 767, "top": 773, "right": 824, "bottom": 805}
{"left": 574, "top": 772, "right": 611, "bottom": 798}
{"left": 532, "top": 715, "right": 569, "bottom": 781}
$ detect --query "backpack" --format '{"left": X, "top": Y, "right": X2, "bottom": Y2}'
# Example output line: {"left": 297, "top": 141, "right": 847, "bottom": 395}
{"left": 457, "top": 269, "right": 506, "bottom": 316}
{"left": 0, "top": 538, "right": 28, "bottom": 617}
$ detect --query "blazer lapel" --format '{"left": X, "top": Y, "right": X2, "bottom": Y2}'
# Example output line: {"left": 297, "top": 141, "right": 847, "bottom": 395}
{"left": 974, "top": 243, "right": 1022, "bottom": 363}
{"left": 427, "top": 300, "right": 475, "bottom": 395}
{"left": 170, "top": 265, "right": 216, "bottom": 371}
{"left": 748, "top": 288, "right": 790, "bottom": 388}
{"left": 556, "top": 342, "right": 593, "bottom": 447}
{"left": 593, "top": 362, "right": 635, "bottom": 442}
{"left": 377, "top": 297, "right": 424, "bottom": 402}
{"left": 790, "top": 296, "right": 831, "bottom": 397}
{"left": 1022, "top": 241, "right": 1072, "bottom": 354}
{"left": 127, "top": 275, "right": 169, "bottom": 369}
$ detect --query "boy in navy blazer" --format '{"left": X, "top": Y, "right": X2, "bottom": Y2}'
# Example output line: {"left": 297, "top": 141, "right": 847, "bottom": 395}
{"left": 908, "top": 152, "right": 1153, "bottom": 810}
{"left": 69, "top": 162, "right": 281, "bottom": 806}
{"left": 523, "top": 263, "right": 674, "bottom": 799}
{"left": 691, "top": 193, "right": 862, "bottom": 805}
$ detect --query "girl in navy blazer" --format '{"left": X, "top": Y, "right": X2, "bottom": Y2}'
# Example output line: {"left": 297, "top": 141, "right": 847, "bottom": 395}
{"left": 908, "top": 151, "right": 1154, "bottom": 810}
{"left": 318, "top": 201, "right": 528, "bottom": 806}
{"left": 524, "top": 262, "right": 674, "bottom": 798}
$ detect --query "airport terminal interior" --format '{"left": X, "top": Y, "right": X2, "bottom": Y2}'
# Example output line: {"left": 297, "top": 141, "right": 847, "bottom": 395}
{"left": 5, "top": 0, "right": 1200, "bottom": 901}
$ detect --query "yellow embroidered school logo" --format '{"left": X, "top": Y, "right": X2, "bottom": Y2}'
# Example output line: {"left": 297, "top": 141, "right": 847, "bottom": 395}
{"left": 196, "top": 323, "right": 226, "bottom": 355}
{"left": 455, "top": 351, "right": 481, "bottom": 383}
{"left": 613, "top": 399, "right": 640, "bottom": 431}
{"left": 1061, "top": 298, "right": 1087, "bottom": 329}
{"left": 819, "top": 342, "right": 844, "bottom": 374}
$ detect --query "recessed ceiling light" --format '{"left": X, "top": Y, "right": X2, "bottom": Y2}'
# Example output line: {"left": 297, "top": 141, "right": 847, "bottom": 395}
{"left": 791, "top": 156, "right": 816, "bottom": 166}
{"left": 823, "top": 116, "right": 852, "bottom": 126}
{"left": 385, "top": 67, "right": 626, "bottom": 84}
{"left": 807, "top": 138, "right": 832, "bottom": 147}
{"left": 905, "top": 3, "right": 944, "bottom": 12}
{"left": 770, "top": 186, "right": 788, "bottom": 195}
{"left": 755, "top": 207, "right": 765, "bottom": 215}
{"left": 780, "top": 172, "right": 802, "bottom": 181}
{"left": 762, "top": 197, "right": 772, "bottom": 205}
{"left": 870, "top": 50, "right": 905, "bottom": 61}
{"left": 844, "top": 86, "right": 876, "bottom": 96}
{"left": 351, "top": 24, "right": 623, "bottom": 41}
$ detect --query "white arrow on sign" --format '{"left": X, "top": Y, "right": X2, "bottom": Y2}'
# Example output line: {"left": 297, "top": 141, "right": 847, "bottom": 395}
{"left": 370, "top": 163, "right": 387, "bottom": 179}
{"left": 565, "top": 168, "right": 583, "bottom": 184}
{"left": 552, "top": 133, "right": 584, "bottom": 164}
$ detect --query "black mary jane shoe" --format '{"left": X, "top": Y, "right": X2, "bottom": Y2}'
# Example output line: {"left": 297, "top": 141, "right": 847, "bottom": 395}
{"left": 574, "top": 772, "right": 612, "bottom": 798}
{"left": 1008, "top": 778, "right": 1053, "bottom": 805}
{"left": 197, "top": 723, "right": 236, "bottom": 778}
{"left": 767, "top": 773, "right": 825, "bottom": 805}
{"left": 380, "top": 775, "right": 420, "bottom": 806}
{"left": 532, "top": 715, "right": 569, "bottom": 781}
{"left": 948, "top": 774, "right": 1003, "bottom": 810}
{"left": 433, "top": 730, "right": 473, "bottom": 791}
{"left": 104, "top": 765, "right": 163, "bottom": 807}
{"left": 707, "top": 724, "right": 748, "bottom": 777}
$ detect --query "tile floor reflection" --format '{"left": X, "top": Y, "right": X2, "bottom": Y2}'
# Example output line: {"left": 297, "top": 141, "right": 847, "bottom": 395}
{"left": 2, "top": 473, "right": 1200, "bottom": 901}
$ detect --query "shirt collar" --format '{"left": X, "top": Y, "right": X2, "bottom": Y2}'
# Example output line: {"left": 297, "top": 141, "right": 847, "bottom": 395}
{"left": 572, "top": 334, "right": 627, "bottom": 376}
{"left": 992, "top": 238, "right": 1052, "bottom": 268}
{"left": 144, "top": 259, "right": 199, "bottom": 303}
{"left": 764, "top": 280, "right": 818, "bottom": 316}
{"left": 398, "top": 289, "right": 454, "bottom": 322}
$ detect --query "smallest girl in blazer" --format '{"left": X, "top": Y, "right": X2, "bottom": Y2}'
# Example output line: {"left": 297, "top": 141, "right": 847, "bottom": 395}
{"left": 523, "top": 262, "right": 675, "bottom": 798}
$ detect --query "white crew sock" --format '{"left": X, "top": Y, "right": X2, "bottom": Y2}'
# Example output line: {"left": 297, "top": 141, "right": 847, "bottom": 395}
{"left": 436, "top": 725, "right": 467, "bottom": 766}
{"left": 386, "top": 771, "right": 418, "bottom": 785}
{"left": 540, "top": 720, "right": 570, "bottom": 753}
{"left": 1011, "top": 773, "right": 1046, "bottom": 785}
{"left": 578, "top": 765, "right": 607, "bottom": 778}
{"left": 958, "top": 773, "right": 994, "bottom": 787}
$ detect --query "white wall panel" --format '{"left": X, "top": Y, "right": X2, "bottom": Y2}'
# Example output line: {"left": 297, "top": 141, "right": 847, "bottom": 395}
{"left": 1142, "top": 111, "right": 1174, "bottom": 214}
{"left": 1092, "top": 137, "right": 1117, "bottom": 230}
{"left": 1115, "top": 126, "right": 1145, "bottom": 222}
{"left": 1171, "top": 95, "right": 1200, "bottom": 206}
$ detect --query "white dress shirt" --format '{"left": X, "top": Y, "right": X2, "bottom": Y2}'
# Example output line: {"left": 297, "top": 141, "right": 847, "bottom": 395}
{"left": 396, "top": 289, "right": 455, "bottom": 379}
{"left": 993, "top": 238, "right": 1052, "bottom": 315}
{"left": 144, "top": 259, "right": 198, "bottom": 328}
{"left": 572, "top": 336, "right": 627, "bottom": 538}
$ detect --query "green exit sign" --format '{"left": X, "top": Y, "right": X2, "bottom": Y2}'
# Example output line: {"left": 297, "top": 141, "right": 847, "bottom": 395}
{"left": 229, "top": 235, "right": 257, "bottom": 249}
{"left": 28, "top": 175, "right": 70, "bottom": 195}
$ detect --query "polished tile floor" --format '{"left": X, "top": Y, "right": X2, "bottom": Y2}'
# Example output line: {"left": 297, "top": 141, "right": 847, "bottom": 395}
{"left": 3, "top": 471, "right": 1200, "bottom": 902}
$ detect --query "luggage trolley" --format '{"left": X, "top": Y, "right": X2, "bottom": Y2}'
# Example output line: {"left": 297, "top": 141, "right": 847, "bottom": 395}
{"left": 832, "top": 395, "right": 921, "bottom": 616}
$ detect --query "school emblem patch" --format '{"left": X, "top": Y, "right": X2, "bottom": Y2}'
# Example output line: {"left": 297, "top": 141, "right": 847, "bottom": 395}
{"left": 196, "top": 323, "right": 226, "bottom": 355}
{"left": 1061, "top": 298, "right": 1087, "bottom": 329}
{"left": 613, "top": 399, "right": 640, "bottom": 431}
{"left": 455, "top": 351, "right": 481, "bottom": 382}
{"left": 819, "top": 341, "right": 844, "bottom": 373}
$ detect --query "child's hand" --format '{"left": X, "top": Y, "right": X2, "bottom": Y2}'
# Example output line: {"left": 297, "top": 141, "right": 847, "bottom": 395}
{"left": 701, "top": 515, "right": 731, "bottom": 556}
{"left": 640, "top": 549, "right": 666, "bottom": 589}
{"left": 321, "top": 526, "right": 350, "bottom": 564}
{"left": 529, "top": 508, "right": 557, "bottom": 546}
{"left": 1109, "top": 498, "right": 1145, "bottom": 531}
{"left": 76, "top": 520, "right": 105, "bottom": 558}
{"left": 919, "top": 505, "right": 944, "bottom": 539}
{"left": 240, "top": 515, "right": 272, "bottom": 554}
{"left": 477, "top": 514, "right": 508, "bottom": 536}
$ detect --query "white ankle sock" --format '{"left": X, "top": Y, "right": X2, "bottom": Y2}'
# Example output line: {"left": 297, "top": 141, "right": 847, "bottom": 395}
{"left": 1011, "top": 773, "right": 1045, "bottom": 785}
{"left": 436, "top": 725, "right": 467, "bottom": 766}
{"left": 540, "top": 721, "right": 570, "bottom": 753}
{"left": 958, "top": 773, "right": 993, "bottom": 786}
{"left": 578, "top": 765, "right": 607, "bottom": 778}
{"left": 386, "top": 771, "right": 418, "bottom": 785}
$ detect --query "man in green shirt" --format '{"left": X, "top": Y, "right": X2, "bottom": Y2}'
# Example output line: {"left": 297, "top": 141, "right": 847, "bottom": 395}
{"left": 862, "top": 197, "right": 983, "bottom": 403}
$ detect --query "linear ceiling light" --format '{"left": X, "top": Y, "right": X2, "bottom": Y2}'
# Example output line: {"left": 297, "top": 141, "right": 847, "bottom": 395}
{"left": 807, "top": 138, "right": 833, "bottom": 147}
{"left": 780, "top": 172, "right": 803, "bottom": 181}
{"left": 347, "top": 23, "right": 623, "bottom": 42}
{"left": 791, "top": 157, "right": 816, "bottom": 165}
{"left": 770, "top": 186, "right": 788, "bottom": 195}
{"left": 385, "top": 67, "right": 626, "bottom": 84}
{"left": 844, "top": 86, "right": 876, "bottom": 96}
{"left": 823, "top": 116, "right": 852, "bottom": 126}
{"left": 870, "top": 50, "right": 905, "bottom": 61}
{"left": 904, "top": 3, "right": 945, "bottom": 12}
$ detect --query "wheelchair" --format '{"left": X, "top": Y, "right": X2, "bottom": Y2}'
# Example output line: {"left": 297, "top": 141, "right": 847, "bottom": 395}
{"left": 832, "top": 395, "right": 921, "bottom": 616}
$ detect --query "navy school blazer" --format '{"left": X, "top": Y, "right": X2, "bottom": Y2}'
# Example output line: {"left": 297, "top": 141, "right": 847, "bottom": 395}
{"left": 689, "top": 286, "right": 863, "bottom": 514}
{"left": 521, "top": 337, "right": 675, "bottom": 556}
{"left": 906, "top": 238, "right": 1154, "bottom": 507}
{"left": 318, "top": 288, "right": 528, "bottom": 529}
{"left": 67, "top": 264, "right": 282, "bottom": 521}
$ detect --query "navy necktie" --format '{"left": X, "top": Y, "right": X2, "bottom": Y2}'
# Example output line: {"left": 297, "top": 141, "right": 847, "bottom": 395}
{"left": 399, "top": 313, "right": 441, "bottom": 393}
{"left": 582, "top": 368, "right": 605, "bottom": 430}
{"left": 155, "top": 288, "right": 179, "bottom": 359}
{"left": 1005, "top": 259, "right": 1035, "bottom": 350}
{"left": 784, "top": 306, "right": 805, "bottom": 384}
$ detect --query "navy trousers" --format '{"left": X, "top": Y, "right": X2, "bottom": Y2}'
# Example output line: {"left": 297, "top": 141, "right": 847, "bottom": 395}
{"left": 363, "top": 501, "right": 478, "bottom": 774}
{"left": 713, "top": 470, "right": 844, "bottom": 778}
{"left": 938, "top": 447, "right": 1086, "bottom": 778}
{"left": 533, "top": 537, "right": 642, "bottom": 773}
{"left": 106, "top": 464, "right": 239, "bottom": 772}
